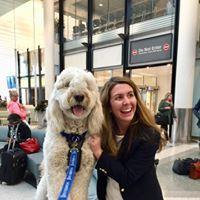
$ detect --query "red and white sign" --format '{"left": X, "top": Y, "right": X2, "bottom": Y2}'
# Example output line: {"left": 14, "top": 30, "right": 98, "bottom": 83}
{"left": 129, "top": 33, "right": 172, "bottom": 67}
{"left": 132, "top": 49, "right": 138, "bottom": 55}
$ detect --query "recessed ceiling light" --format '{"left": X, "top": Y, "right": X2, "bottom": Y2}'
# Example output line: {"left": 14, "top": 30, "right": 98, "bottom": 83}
{"left": 99, "top": 3, "right": 103, "bottom": 7}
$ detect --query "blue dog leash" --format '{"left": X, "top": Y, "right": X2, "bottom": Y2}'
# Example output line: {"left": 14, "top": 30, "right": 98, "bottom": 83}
{"left": 58, "top": 148, "right": 78, "bottom": 200}
{"left": 58, "top": 131, "right": 87, "bottom": 200}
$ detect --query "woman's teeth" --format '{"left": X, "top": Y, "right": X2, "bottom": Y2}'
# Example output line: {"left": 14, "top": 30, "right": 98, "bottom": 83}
{"left": 121, "top": 108, "right": 132, "bottom": 113}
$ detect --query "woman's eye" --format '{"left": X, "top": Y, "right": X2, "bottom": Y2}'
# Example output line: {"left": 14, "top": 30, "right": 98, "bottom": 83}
{"left": 128, "top": 92, "right": 134, "bottom": 98}
{"left": 115, "top": 96, "right": 122, "bottom": 100}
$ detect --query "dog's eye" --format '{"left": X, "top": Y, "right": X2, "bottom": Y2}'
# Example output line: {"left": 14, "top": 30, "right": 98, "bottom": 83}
{"left": 65, "top": 82, "right": 69, "bottom": 87}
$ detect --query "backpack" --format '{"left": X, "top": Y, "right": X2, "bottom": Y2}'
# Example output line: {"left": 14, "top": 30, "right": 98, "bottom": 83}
{"left": 172, "top": 158, "right": 198, "bottom": 175}
{"left": 7, "top": 113, "right": 31, "bottom": 143}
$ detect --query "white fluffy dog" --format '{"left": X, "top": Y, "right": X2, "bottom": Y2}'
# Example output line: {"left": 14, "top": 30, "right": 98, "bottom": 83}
{"left": 35, "top": 68, "right": 103, "bottom": 200}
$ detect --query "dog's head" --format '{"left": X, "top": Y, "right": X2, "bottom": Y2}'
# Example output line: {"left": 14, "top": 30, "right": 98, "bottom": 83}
{"left": 46, "top": 67, "right": 103, "bottom": 134}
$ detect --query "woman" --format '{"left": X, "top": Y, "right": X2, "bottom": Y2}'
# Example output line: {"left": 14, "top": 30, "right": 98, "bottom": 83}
{"left": 7, "top": 113, "right": 31, "bottom": 143}
{"left": 89, "top": 76, "right": 165, "bottom": 200}
{"left": 157, "top": 92, "right": 176, "bottom": 140}
{"left": 0, "top": 113, "right": 31, "bottom": 154}
{"left": 7, "top": 90, "right": 29, "bottom": 123}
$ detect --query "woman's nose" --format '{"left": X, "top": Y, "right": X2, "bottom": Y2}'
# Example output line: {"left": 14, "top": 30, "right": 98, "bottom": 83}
{"left": 122, "top": 96, "right": 130, "bottom": 104}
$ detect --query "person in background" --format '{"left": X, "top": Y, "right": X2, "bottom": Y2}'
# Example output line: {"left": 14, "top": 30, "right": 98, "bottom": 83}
{"left": 7, "top": 113, "right": 31, "bottom": 143}
{"left": 89, "top": 76, "right": 165, "bottom": 200}
{"left": 0, "top": 113, "right": 31, "bottom": 152}
{"left": 7, "top": 90, "right": 29, "bottom": 124}
{"left": 193, "top": 98, "right": 200, "bottom": 150}
{"left": 158, "top": 92, "right": 176, "bottom": 140}
{"left": 193, "top": 98, "right": 200, "bottom": 128}
{"left": 0, "top": 95, "right": 7, "bottom": 108}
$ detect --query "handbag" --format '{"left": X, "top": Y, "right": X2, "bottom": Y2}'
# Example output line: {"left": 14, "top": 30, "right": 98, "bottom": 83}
{"left": 155, "top": 113, "right": 169, "bottom": 125}
{"left": 172, "top": 158, "right": 197, "bottom": 175}
{"left": 19, "top": 138, "right": 40, "bottom": 154}
{"left": 189, "top": 161, "right": 200, "bottom": 179}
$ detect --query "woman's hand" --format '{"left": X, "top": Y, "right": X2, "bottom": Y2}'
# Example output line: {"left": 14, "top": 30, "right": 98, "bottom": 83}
{"left": 165, "top": 106, "right": 171, "bottom": 110}
{"left": 88, "top": 135, "right": 103, "bottom": 160}
{"left": 19, "top": 104, "right": 26, "bottom": 111}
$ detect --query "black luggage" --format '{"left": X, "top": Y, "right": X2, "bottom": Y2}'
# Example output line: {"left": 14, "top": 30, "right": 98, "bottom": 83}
{"left": 0, "top": 124, "right": 27, "bottom": 185}
{"left": 0, "top": 148, "right": 27, "bottom": 185}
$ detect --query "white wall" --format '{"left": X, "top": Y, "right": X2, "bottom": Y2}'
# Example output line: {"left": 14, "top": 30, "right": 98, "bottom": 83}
{"left": 0, "top": 53, "right": 16, "bottom": 100}
{"left": 93, "top": 45, "right": 122, "bottom": 68}
{"left": 65, "top": 52, "right": 86, "bottom": 69}
{"left": 64, "top": 45, "right": 122, "bottom": 70}
{"left": 174, "top": 0, "right": 199, "bottom": 108}
{"left": 0, "top": 0, "right": 44, "bottom": 101}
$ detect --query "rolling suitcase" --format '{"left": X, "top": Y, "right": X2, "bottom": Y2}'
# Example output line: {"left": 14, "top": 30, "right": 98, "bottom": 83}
{"left": 0, "top": 125, "right": 27, "bottom": 185}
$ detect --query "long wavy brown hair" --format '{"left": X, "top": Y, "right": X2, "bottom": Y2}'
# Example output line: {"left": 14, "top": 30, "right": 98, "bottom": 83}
{"left": 100, "top": 76, "right": 166, "bottom": 156}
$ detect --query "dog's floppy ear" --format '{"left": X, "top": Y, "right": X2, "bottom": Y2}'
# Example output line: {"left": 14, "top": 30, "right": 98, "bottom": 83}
{"left": 88, "top": 93, "right": 104, "bottom": 135}
{"left": 46, "top": 94, "right": 65, "bottom": 133}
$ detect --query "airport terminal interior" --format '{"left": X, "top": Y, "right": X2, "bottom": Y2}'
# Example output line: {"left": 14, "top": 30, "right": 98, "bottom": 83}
{"left": 0, "top": 0, "right": 200, "bottom": 199}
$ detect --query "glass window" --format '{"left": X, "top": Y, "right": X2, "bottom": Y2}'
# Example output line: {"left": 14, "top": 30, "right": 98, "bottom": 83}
{"left": 131, "top": 65, "right": 172, "bottom": 113}
{"left": 112, "top": 68, "right": 123, "bottom": 77}
{"left": 131, "top": 74, "right": 144, "bottom": 86}
{"left": 154, "top": 0, "right": 175, "bottom": 17}
{"left": 93, "top": 0, "right": 124, "bottom": 35}
{"left": 40, "top": 49, "right": 45, "bottom": 74}
{"left": 130, "top": 0, "right": 175, "bottom": 25}
{"left": 94, "top": 70, "right": 112, "bottom": 87}
{"left": 144, "top": 75, "right": 157, "bottom": 87}
{"left": 30, "top": 51, "right": 38, "bottom": 75}
{"left": 21, "top": 78, "right": 29, "bottom": 88}
{"left": 20, "top": 53, "right": 28, "bottom": 76}
{"left": 94, "top": 67, "right": 123, "bottom": 88}
{"left": 62, "top": 0, "right": 88, "bottom": 42}
{"left": 41, "top": 76, "right": 45, "bottom": 87}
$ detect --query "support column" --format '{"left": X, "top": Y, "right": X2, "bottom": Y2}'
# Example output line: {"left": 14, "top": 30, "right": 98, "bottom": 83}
{"left": 172, "top": 0, "right": 199, "bottom": 143}
{"left": 44, "top": 0, "right": 55, "bottom": 100}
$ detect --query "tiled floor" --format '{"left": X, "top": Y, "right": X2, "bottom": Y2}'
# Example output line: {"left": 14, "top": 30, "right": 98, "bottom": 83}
{"left": 156, "top": 143, "right": 200, "bottom": 200}
{"left": 0, "top": 142, "right": 199, "bottom": 200}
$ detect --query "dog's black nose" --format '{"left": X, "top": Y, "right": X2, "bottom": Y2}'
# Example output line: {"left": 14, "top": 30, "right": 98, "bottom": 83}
{"left": 74, "top": 95, "right": 84, "bottom": 102}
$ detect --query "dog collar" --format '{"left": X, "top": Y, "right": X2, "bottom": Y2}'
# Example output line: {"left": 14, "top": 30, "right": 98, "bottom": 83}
{"left": 60, "top": 130, "right": 87, "bottom": 172}
{"left": 60, "top": 131, "right": 87, "bottom": 149}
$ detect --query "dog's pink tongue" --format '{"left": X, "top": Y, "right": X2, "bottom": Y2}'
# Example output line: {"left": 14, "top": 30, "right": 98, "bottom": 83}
{"left": 72, "top": 105, "right": 84, "bottom": 117}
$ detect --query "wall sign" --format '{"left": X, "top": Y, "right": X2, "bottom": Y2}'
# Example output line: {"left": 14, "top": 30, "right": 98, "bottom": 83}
{"left": 6, "top": 76, "right": 16, "bottom": 89}
{"left": 129, "top": 33, "right": 173, "bottom": 67}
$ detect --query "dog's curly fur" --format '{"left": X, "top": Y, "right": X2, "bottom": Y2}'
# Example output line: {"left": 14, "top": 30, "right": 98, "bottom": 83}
{"left": 35, "top": 68, "right": 103, "bottom": 200}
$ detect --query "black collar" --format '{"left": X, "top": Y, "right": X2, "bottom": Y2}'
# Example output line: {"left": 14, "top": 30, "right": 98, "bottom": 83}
{"left": 60, "top": 131, "right": 87, "bottom": 149}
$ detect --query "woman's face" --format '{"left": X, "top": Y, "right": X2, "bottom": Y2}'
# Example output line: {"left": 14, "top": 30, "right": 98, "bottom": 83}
{"left": 11, "top": 94, "right": 18, "bottom": 102}
{"left": 167, "top": 94, "right": 172, "bottom": 101}
{"left": 110, "top": 83, "right": 137, "bottom": 127}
